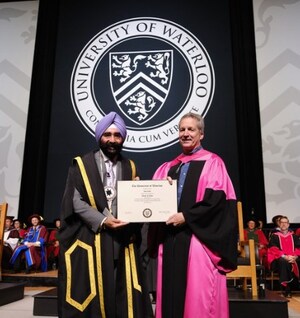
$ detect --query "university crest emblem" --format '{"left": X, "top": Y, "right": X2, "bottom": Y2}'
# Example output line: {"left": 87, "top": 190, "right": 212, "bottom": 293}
{"left": 71, "top": 17, "right": 215, "bottom": 152}
{"left": 110, "top": 50, "right": 172, "bottom": 125}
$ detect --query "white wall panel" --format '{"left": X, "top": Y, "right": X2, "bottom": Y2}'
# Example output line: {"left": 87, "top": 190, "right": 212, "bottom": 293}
{"left": 253, "top": 0, "right": 300, "bottom": 222}
{"left": 0, "top": 1, "right": 38, "bottom": 217}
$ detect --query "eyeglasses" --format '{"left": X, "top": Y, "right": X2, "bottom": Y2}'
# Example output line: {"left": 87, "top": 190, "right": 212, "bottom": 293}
{"left": 280, "top": 221, "right": 289, "bottom": 224}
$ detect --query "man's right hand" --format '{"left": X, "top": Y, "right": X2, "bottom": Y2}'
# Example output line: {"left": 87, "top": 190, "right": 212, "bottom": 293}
{"left": 104, "top": 215, "right": 129, "bottom": 229}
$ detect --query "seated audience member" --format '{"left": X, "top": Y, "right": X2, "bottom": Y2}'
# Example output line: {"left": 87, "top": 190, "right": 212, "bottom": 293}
{"left": 47, "top": 218, "right": 60, "bottom": 270}
{"left": 244, "top": 217, "right": 268, "bottom": 266}
{"left": 269, "top": 214, "right": 283, "bottom": 239}
{"left": 257, "top": 220, "right": 264, "bottom": 230}
{"left": 2, "top": 216, "right": 19, "bottom": 270}
{"left": 10, "top": 214, "right": 48, "bottom": 273}
{"left": 267, "top": 216, "right": 300, "bottom": 298}
{"left": 13, "top": 219, "right": 27, "bottom": 244}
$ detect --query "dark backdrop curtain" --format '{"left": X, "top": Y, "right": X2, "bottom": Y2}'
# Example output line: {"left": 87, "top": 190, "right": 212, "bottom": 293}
{"left": 18, "top": 0, "right": 266, "bottom": 226}
{"left": 18, "top": 0, "right": 60, "bottom": 224}
{"left": 230, "top": 0, "right": 266, "bottom": 223}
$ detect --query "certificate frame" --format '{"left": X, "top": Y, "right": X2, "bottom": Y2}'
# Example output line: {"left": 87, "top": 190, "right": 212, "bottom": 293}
{"left": 117, "top": 180, "right": 177, "bottom": 222}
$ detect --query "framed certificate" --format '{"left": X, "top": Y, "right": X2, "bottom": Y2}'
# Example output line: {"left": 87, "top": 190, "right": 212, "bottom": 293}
{"left": 117, "top": 180, "right": 177, "bottom": 222}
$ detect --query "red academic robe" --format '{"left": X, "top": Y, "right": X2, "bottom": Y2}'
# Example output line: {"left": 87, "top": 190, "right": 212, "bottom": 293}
{"left": 10, "top": 225, "right": 48, "bottom": 271}
{"left": 244, "top": 228, "right": 268, "bottom": 265}
{"left": 47, "top": 228, "right": 60, "bottom": 258}
{"left": 268, "top": 231, "right": 300, "bottom": 284}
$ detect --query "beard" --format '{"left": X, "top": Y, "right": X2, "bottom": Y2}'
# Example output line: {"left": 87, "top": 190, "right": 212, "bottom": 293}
{"left": 99, "top": 141, "right": 123, "bottom": 160}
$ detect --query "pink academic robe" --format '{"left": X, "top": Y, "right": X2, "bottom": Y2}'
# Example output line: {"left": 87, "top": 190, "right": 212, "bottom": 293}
{"left": 152, "top": 148, "right": 237, "bottom": 318}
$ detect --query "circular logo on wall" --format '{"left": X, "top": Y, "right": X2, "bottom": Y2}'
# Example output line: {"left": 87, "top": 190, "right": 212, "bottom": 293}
{"left": 71, "top": 17, "right": 215, "bottom": 152}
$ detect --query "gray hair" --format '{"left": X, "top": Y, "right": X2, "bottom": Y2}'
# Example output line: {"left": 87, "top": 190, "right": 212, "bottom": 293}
{"left": 179, "top": 112, "right": 205, "bottom": 133}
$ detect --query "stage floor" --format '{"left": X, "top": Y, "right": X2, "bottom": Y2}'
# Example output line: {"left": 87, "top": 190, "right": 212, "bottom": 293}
{"left": 1, "top": 270, "right": 300, "bottom": 317}
{"left": 2, "top": 269, "right": 58, "bottom": 287}
{"left": 0, "top": 286, "right": 299, "bottom": 318}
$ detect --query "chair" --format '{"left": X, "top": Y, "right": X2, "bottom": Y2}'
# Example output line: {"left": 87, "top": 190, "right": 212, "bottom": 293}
{"left": 226, "top": 201, "right": 258, "bottom": 296}
{"left": 267, "top": 270, "right": 279, "bottom": 291}
{"left": 0, "top": 202, "right": 8, "bottom": 280}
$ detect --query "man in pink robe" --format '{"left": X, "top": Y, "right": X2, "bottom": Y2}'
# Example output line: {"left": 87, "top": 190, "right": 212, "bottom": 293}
{"left": 148, "top": 112, "right": 237, "bottom": 318}
{"left": 267, "top": 216, "right": 300, "bottom": 298}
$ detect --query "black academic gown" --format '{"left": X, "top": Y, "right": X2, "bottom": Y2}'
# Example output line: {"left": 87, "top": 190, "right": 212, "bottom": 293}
{"left": 58, "top": 150, "right": 152, "bottom": 318}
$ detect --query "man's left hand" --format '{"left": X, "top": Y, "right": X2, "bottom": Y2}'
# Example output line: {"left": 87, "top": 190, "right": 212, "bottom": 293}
{"left": 166, "top": 212, "right": 185, "bottom": 226}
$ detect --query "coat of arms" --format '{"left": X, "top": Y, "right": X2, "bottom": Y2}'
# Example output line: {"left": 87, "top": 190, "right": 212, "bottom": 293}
{"left": 110, "top": 50, "right": 173, "bottom": 125}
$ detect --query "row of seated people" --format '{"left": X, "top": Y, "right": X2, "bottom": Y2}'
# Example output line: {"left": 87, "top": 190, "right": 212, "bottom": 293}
{"left": 243, "top": 215, "right": 300, "bottom": 298}
{"left": 2, "top": 214, "right": 60, "bottom": 274}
